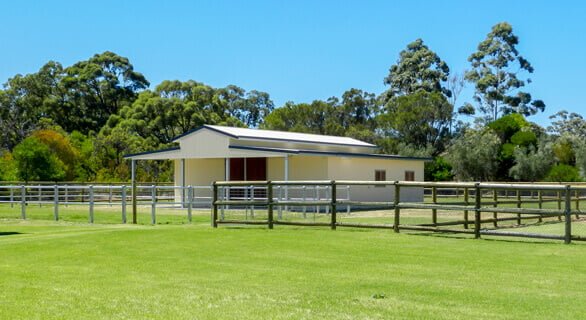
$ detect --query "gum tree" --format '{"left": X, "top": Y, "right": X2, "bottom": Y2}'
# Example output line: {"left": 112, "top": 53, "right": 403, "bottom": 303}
{"left": 466, "top": 22, "right": 545, "bottom": 122}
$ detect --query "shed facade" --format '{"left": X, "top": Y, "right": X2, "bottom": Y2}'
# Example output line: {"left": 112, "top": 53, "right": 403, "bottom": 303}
{"left": 125, "top": 125, "right": 428, "bottom": 203}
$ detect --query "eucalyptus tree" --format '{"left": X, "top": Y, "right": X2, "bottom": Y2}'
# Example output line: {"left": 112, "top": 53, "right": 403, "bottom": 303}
{"left": 103, "top": 80, "right": 242, "bottom": 147}
{"left": 466, "top": 22, "right": 545, "bottom": 122}
{"left": 380, "top": 39, "right": 453, "bottom": 154}
{"left": 383, "top": 38, "right": 451, "bottom": 100}
{"left": 378, "top": 90, "right": 452, "bottom": 151}
{"left": 60, "top": 51, "right": 150, "bottom": 133}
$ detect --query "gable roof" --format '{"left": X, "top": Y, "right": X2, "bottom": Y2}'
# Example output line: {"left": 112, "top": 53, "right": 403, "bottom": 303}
{"left": 172, "top": 125, "right": 377, "bottom": 148}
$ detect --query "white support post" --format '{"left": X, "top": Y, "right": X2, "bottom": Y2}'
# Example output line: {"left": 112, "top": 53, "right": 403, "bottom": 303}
{"left": 284, "top": 155, "right": 289, "bottom": 213}
{"left": 187, "top": 185, "right": 193, "bottom": 223}
{"left": 151, "top": 185, "right": 156, "bottom": 225}
{"left": 54, "top": 185, "right": 59, "bottom": 221}
{"left": 89, "top": 185, "right": 94, "bottom": 224}
{"left": 121, "top": 185, "right": 127, "bottom": 224}
{"left": 64, "top": 184, "right": 68, "bottom": 207}
{"left": 131, "top": 159, "right": 137, "bottom": 224}
{"left": 180, "top": 158, "right": 186, "bottom": 207}
{"left": 10, "top": 185, "right": 14, "bottom": 208}
{"left": 108, "top": 184, "right": 113, "bottom": 207}
{"left": 38, "top": 185, "right": 42, "bottom": 207}
{"left": 20, "top": 185, "right": 26, "bottom": 219}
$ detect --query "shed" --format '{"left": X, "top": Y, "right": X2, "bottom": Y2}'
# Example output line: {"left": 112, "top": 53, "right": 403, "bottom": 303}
{"left": 125, "top": 125, "right": 429, "bottom": 203}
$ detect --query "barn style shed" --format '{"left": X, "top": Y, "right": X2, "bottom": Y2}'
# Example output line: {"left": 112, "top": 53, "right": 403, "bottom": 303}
{"left": 125, "top": 125, "right": 428, "bottom": 202}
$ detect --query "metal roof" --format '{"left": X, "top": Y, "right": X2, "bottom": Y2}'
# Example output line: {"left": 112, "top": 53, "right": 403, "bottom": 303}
{"left": 172, "top": 125, "right": 377, "bottom": 148}
{"left": 124, "top": 146, "right": 181, "bottom": 159}
{"left": 229, "top": 145, "right": 432, "bottom": 161}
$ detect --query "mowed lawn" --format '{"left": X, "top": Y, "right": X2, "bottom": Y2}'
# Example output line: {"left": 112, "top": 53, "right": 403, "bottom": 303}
{"left": 0, "top": 220, "right": 585, "bottom": 319}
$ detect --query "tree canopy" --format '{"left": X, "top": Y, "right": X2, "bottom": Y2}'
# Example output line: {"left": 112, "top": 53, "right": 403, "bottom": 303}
{"left": 466, "top": 22, "right": 545, "bottom": 121}
{"left": 383, "top": 39, "right": 451, "bottom": 100}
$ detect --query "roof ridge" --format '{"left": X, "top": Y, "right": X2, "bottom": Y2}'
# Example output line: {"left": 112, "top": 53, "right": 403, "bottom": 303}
{"left": 204, "top": 124, "right": 376, "bottom": 146}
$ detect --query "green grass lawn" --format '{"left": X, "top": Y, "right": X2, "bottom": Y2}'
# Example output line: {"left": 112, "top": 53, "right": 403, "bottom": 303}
{"left": 1, "top": 219, "right": 585, "bottom": 319}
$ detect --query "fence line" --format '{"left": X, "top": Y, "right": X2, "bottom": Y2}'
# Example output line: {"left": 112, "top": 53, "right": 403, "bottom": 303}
{"left": 212, "top": 180, "right": 586, "bottom": 244}
{"left": 0, "top": 183, "right": 351, "bottom": 225}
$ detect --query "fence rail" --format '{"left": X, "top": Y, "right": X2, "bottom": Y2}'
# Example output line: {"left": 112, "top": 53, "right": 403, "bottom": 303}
{"left": 3, "top": 181, "right": 586, "bottom": 244}
{"left": 212, "top": 180, "right": 586, "bottom": 244}
{"left": 0, "top": 183, "right": 350, "bottom": 225}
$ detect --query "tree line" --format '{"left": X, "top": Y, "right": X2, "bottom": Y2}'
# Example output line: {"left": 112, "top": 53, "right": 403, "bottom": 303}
{"left": 0, "top": 22, "right": 583, "bottom": 182}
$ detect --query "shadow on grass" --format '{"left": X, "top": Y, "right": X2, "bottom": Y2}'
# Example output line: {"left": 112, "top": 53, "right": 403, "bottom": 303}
{"left": 403, "top": 231, "right": 574, "bottom": 245}
{"left": 0, "top": 232, "right": 23, "bottom": 236}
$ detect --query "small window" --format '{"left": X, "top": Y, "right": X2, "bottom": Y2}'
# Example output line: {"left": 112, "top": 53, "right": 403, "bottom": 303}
{"left": 375, "top": 170, "right": 386, "bottom": 187}
{"left": 405, "top": 171, "right": 415, "bottom": 181}
{"left": 375, "top": 170, "right": 386, "bottom": 181}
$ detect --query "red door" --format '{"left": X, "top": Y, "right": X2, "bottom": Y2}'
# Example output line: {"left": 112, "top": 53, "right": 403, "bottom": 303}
{"left": 246, "top": 158, "right": 267, "bottom": 181}
{"left": 229, "top": 158, "right": 245, "bottom": 181}
{"left": 228, "top": 158, "right": 266, "bottom": 198}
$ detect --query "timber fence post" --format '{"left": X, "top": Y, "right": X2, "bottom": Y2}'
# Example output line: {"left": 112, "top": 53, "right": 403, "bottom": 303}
{"left": 432, "top": 186, "right": 437, "bottom": 225}
{"left": 212, "top": 183, "right": 218, "bottom": 228}
{"left": 463, "top": 188, "right": 469, "bottom": 229}
{"left": 330, "top": 181, "right": 337, "bottom": 230}
{"left": 565, "top": 185, "right": 572, "bottom": 244}
{"left": 132, "top": 184, "right": 137, "bottom": 224}
{"left": 474, "top": 183, "right": 481, "bottom": 239}
{"left": 121, "top": 186, "right": 127, "bottom": 224}
{"left": 10, "top": 186, "right": 13, "bottom": 208}
{"left": 393, "top": 182, "right": 400, "bottom": 233}
{"left": 267, "top": 181, "right": 274, "bottom": 229}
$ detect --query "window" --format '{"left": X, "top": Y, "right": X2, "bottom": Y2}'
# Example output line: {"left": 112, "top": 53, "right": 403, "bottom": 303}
{"left": 375, "top": 170, "right": 386, "bottom": 181}
{"left": 374, "top": 170, "right": 386, "bottom": 187}
{"left": 405, "top": 171, "right": 415, "bottom": 181}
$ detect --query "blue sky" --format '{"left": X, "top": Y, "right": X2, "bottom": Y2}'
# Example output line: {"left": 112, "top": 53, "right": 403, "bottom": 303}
{"left": 1, "top": 0, "right": 585, "bottom": 126}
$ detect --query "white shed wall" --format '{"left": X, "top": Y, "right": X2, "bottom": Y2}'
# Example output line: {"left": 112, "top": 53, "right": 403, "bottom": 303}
{"left": 326, "top": 157, "right": 424, "bottom": 202}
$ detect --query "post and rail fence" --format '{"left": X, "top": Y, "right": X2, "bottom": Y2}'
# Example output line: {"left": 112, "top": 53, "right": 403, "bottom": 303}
{"left": 0, "top": 182, "right": 349, "bottom": 225}
{"left": 1, "top": 181, "right": 585, "bottom": 243}
{"left": 211, "top": 180, "right": 586, "bottom": 244}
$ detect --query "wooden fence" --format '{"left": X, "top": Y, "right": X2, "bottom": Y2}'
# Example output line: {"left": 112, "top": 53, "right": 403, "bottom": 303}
{"left": 212, "top": 180, "right": 586, "bottom": 244}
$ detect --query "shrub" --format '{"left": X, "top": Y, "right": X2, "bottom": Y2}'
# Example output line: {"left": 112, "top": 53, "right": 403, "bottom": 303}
{"left": 12, "top": 137, "right": 65, "bottom": 182}
{"left": 545, "top": 164, "right": 581, "bottom": 182}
